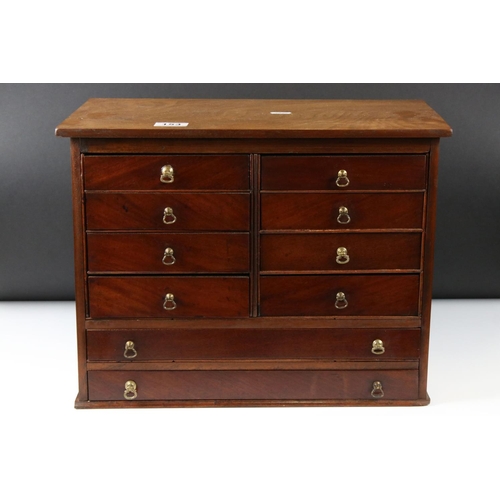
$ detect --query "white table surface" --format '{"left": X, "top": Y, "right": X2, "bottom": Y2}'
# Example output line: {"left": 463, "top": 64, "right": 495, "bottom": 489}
{"left": 1, "top": 300, "right": 499, "bottom": 499}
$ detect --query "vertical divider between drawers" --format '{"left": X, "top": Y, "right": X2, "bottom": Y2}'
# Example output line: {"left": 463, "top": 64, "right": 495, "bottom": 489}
{"left": 251, "top": 153, "right": 261, "bottom": 317}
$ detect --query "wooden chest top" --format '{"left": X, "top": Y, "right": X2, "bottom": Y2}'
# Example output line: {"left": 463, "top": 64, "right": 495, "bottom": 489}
{"left": 55, "top": 99, "right": 452, "bottom": 139}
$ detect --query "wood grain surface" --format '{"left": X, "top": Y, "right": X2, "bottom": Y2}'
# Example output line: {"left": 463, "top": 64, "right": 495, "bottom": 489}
{"left": 58, "top": 98, "right": 452, "bottom": 407}
{"left": 88, "top": 276, "right": 250, "bottom": 319}
{"left": 261, "top": 154, "right": 426, "bottom": 190}
{"left": 86, "top": 192, "right": 250, "bottom": 231}
{"left": 88, "top": 369, "right": 419, "bottom": 401}
{"left": 87, "top": 232, "right": 250, "bottom": 273}
{"left": 84, "top": 154, "right": 249, "bottom": 190}
{"left": 261, "top": 193, "right": 424, "bottom": 230}
{"left": 260, "top": 233, "right": 421, "bottom": 272}
{"left": 86, "top": 328, "right": 421, "bottom": 361}
{"left": 260, "top": 275, "right": 420, "bottom": 316}
{"left": 56, "top": 99, "right": 452, "bottom": 138}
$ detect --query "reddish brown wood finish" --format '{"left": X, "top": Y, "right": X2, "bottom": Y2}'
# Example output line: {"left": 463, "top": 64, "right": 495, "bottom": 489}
{"left": 55, "top": 99, "right": 452, "bottom": 139}
{"left": 56, "top": 99, "right": 451, "bottom": 408}
{"left": 88, "top": 369, "right": 419, "bottom": 401}
{"left": 86, "top": 316, "right": 423, "bottom": 330}
{"left": 88, "top": 276, "right": 250, "bottom": 319}
{"left": 419, "top": 139, "right": 441, "bottom": 399}
{"left": 87, "top": 360, "right": 418, "bottom": 371}
{"left": 76, "top": 397, "right": 430, "bottom": 408}
{"left": 84, "top": 154, "right": 249, "bottom": 190}
{"left": 261, "top": 193, "right": 424, "bottom": 230}
{"left": 80, "top": 138, "right": 433, "bottom": 155}
{"left": 87, "top": 232, "right": 250, "bottom": 273}
{"left": 251, "top": 154, "right": 260, "bottom": 317}
{"left": 261, "top": 155, "right": 427, "bottom": 190}
{"left": 260, "top": 275, "right": 420, "bottom": 317}
{"left": 70, "top": 139, "right": 88, "bottom": 401}
{"left": 260, "top": 233, "right": 421, "bottom": 272}
{"left": 86, "top": 192, "right": 250, "bottom": 231}
{"left": 86, "top": 328, "right": 420, "bottom": 361}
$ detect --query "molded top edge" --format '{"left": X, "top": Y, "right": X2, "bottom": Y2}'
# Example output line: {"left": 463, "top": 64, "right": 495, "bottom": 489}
{"left": 55, "top": 98, "right": 453, "bottom": 139}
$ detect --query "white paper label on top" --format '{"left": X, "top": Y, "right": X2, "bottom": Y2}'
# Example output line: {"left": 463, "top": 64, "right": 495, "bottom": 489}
{"left": 154, "top": 122, "right": 189, "bottom": 127}
{"left": 270, "top": 111, "right": 292, "bottom": 115}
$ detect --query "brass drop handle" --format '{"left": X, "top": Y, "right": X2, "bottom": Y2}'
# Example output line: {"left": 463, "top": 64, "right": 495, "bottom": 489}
{"left": 163, "top": 207, "right": 177, "bottom": 225}
{"left": 160, "top": 165, "right": 174, "bottom": 183}
{"left": 124, "top": 380, "right": 138, "bottom": 400}
{"left": 336, "top": 169, "right": 350, "bottom": 187}
{"left": 337, "top": 206, "right": 351, "bottom": 224}
{"left": 123, "top": 340, "right": 138, "bottom": 359}
{"left": 335, "top": 291, "right": 348, "bottom": 309}
{"left": 163, "top": 293, "right": 177, "bottom": 310}
{"left": 371, "top": 339, "right": 385, "bottom": 355}
{"left": 162, "top": 247, "right": 176, "bottom": 266}
{"left": 371, "top": 381, "right": 384, "bottom": 398}
{"left": 336, "top": 247, "right": 350, "bottom": 265}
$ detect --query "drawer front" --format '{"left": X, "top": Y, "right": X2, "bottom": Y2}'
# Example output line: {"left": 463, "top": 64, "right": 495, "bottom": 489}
{"left": 88, "top": 369, "right": 419, "bottom": 401}
{"left": 86, "top": 193, "right": 250, "bottom": 231}
{"left": 261, "top": 233, "right": 421, "bottom": 271}
{"left": 262, "top": 155, "right": 426, "bottom": 190}
{"left": 88, "top": 277, "right": 249, "bottom": 318}
{"left": 260, "top": 275, "right": 420, "bottom": 316}
{"left": 84, "top": 155, "right": 250, "bottom": 190}
{"left": 87, "top": 328, "right": 421, "bottom": 361}
{"left": 87, "top": 233, "right": 250, "bottom": 273}
{"left": 261, "top": 193, "right": 424, "bottom": 230}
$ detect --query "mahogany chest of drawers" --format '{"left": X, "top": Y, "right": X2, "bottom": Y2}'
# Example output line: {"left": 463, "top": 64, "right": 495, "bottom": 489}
{"left": 56, "top": 98, "right": 452, "bottom": 408}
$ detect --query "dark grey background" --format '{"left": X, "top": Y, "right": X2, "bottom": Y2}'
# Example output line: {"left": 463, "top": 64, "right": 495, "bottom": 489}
{"left": 1, "top": 83, "right": 499, "bottom": 300}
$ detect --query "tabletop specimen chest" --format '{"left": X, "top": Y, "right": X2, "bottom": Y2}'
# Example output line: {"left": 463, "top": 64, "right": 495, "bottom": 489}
{"left": 56, "top": 99, "right": 451, "bottom": 407}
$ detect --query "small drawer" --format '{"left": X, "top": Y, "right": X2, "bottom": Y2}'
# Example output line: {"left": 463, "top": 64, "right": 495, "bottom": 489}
{"left": 87, "top": 233, "right": 250, "bottom": 273}
{"left": 260, "top": 275, "right": 420, "bottom": 316}
{"left": 88, "top": 276, "right": 249, "bottom": 319}
{"left": 87, "top": 328, "right": 421, "bottom": 361}
{"left": 86, "top": 193, "right": 250, "bottom": 231}
{"left": 88, "top": 369, "right": 419, "bottom": 401}
{"left": 84, "top": 155, "right": 249, "bottom": 190}
{"left": 261, "top": 233, "right": 421, "bottom": 271}
{"left": 261, "top": 193, "right": 424, "bottom": 230}
{"left": 261, "top": 155, "right": 426, "bottom": 190}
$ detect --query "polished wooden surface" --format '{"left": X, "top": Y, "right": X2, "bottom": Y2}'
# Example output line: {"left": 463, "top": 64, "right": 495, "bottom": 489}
{"left": 81, "top": 137, "right": 433, "bottom": 154}
{"left": 84, "top": 154, "right": 249, "bottom": 190}
{"left": 86, "top": 192, "right": 251, "bottom": 230}
{"left": 260, "top": 233, "right": 421, "bottom": 272}
{"left": 261, "top": 155, "right": 426, "bottom": 190}
{"left": 86, "top": 316, "right": 423, "bottom": 330}
{"left": 260, "top": 275, "right": 420, "bottom": 316}
{"left": 87, "top": 232, "right": 250, "bottom": 273}
{"left": 56, "top": 99, "right": 452, "bottom": 138}
{"left": 86, "top": 328, "right": 421, "bottom": 361}
{"left": 261, "top": 193, "right": 424, "bottom": 230}
{"left": 88, "top": 369, "right": 419, "bottom": 401}
{"left": 88, "top": 276, "right": 250, "bottom": 318}
{"left": 57, "top": 99, "right": 451, "bottom": 407}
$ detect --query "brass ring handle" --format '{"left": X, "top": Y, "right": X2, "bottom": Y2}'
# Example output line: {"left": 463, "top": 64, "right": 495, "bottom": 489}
{"left": 160, "top": 165, "right": 174, "bottom": 183}
{"left": 123, "top": 340, "right": 138, "bottom": 359}
{"left": 162, "top": 247, "right": 176, "bottom": 266}
{"left": 371, "top": 339, "right": 385, "bottom": 355}
{"left": 124, "top": 380, "right": 138, "bottom": 400}
{"left": 335, "top": 291, "right": 348, "bottom": 309}
{"left": 337, "top": 206, "right": 351, "bottom": 224}
{"left": 163, "top": 207, "right": 177, "bottom": 225}
{"left": 336, "top": 169, "right": 350, "bottom": 187}
{"left": 163, "top": 293, "right": 177, "bottom": 310}
{"left": 336, "top": 247, "right": 350, "bottom": 264}
{"left": 371, "top": 381, "right": 384, "bottom": 398}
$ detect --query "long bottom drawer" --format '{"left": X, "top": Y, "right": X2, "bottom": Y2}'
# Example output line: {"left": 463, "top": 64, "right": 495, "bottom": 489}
{"left": 88, "top": 369, "right": 419, "bottom": 401}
